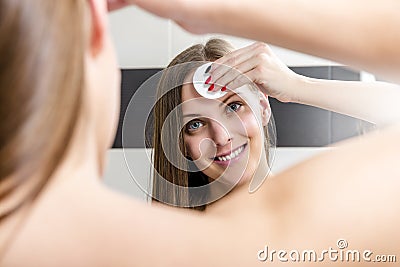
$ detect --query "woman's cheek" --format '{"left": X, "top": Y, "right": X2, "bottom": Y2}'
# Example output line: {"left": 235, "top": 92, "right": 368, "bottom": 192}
{"left": 238, "top": 112, "right": 261, "bottom": 137}
{"left": 184, "top": 136, "right": 202, "bottom": 160}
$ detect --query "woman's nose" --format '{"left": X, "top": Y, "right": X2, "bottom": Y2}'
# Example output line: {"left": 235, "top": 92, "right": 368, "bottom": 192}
{"left": 209, "top": 121, "right": 232, "bottom": 147}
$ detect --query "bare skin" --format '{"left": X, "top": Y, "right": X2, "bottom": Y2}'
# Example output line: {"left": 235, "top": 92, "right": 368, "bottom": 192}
{"left": 1, "top": 1, "right": 400, "bottom": 266}
{"left": 112, "top": 0, "right": 400, "bottom": 83}
{"left": 2, "top": 118, "right": 399, "bottom": 266}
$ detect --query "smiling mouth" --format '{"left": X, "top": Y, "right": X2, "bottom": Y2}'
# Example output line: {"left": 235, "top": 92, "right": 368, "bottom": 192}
{"left": 213, "top": 144, "right": 247, "bottom": 162}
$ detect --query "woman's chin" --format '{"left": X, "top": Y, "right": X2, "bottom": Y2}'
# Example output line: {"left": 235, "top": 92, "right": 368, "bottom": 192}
{"left": 209, "top": 171, "right": 253, "bottom": 188}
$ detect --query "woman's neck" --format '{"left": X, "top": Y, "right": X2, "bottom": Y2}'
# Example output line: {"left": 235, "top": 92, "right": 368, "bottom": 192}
{"left": 205, "top": 162, "right": 273, "bottom": 216}
{"left": 48, "top": 117, "right": 104, "bottom": 190}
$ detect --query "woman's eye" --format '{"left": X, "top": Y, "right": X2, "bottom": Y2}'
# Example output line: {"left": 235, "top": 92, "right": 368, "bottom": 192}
{"left": 227, "top": 102, "right": 243, "bottom": 113}
{"left": 186, "top": 120, "right": 204, "bottom": 132}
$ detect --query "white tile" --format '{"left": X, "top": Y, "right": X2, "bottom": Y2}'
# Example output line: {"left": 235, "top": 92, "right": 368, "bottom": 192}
{"left": 169, "top": 22, "right": 210, "bottom": 61}
{"left": 102, "top": 149, "right": 153, "bottom": 201}
{"left": 360, "top": 71, "right": 376, "bottom": 82}
{"left": 270, "top": 147, "right": 332, "bottom": 174}
{"left": 169, "top": 23, "right": 253, "bottom": 61}
{"left": 108, "top": 7, "right": 170, "bottom": 68}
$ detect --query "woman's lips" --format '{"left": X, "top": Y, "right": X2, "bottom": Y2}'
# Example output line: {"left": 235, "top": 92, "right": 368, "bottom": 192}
{"left": 212, "top": 143, "right": 247, "bottom": 166}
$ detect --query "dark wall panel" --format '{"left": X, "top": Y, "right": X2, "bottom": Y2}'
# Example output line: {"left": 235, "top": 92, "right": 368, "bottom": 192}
{"left": 272, "top": 67, "right": 331, "bottom": 146}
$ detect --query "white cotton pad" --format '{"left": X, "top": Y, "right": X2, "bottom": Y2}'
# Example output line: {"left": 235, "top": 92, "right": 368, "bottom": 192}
{"left": 192, "top": 62, "right": 227, "bottom": 99}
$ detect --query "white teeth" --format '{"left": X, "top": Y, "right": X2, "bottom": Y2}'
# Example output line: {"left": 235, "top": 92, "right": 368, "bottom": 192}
{"left": 217, "top": 145, "right": 244, "bottom": 162}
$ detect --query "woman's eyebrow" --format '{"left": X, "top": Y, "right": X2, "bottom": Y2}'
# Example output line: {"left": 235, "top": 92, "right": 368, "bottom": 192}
{"left": 219, "top": 92, "right": 242, "bottom": 107}
{"left": 182, "top": 93, "right": 243, "bottom": 118}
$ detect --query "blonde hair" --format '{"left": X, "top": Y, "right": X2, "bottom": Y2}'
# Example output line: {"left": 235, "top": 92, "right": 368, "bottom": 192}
{"left": 150, "top": 39, "right": 271, "bottom": 211}
{"left": 0, "top": 0, "right": 89, "bottom": 221}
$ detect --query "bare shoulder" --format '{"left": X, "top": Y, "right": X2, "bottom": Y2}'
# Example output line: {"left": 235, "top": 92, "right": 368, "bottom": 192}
{"left": 2, "top": 177, "right": 218, "bottom": 267}
{"left": 266, "top": 123, "right": 400, "bottom": 259}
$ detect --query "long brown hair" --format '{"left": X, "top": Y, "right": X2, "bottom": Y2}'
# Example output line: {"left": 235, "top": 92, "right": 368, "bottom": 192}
{"left": 0, "top": 0, "right": 88, "bottom": 221}
{"left": 151, "top": 39, "right": 271, "bottom": 211}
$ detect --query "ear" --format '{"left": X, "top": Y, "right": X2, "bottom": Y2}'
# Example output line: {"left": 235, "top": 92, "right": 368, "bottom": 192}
{"left": 88, "top": 0, "right": 107, "bottom": 57}
{"left": 259, "top": 92, "right": 271, "bottom": 126}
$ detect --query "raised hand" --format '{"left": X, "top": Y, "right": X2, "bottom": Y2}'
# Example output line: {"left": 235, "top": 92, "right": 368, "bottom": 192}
{"left": 208, "top": 42, "right": 301, "bottom": 103}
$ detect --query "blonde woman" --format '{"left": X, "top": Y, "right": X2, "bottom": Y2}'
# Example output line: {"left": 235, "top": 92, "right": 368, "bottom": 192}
{"left": 151, "top": 39, "right": 274, "bottom": 210}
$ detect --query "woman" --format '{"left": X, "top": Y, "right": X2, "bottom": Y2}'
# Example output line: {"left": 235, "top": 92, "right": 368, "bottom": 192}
{"left": 151, "top": 39, "right": 400, "bottom": 212}
{"left": 0, "top": 1, "right": 225, "bottom": 266}
{"left": 147, "top": 39, "right": 400, "bottom": 264}
{"left": 151, "top": 39, "right": 275, "bottom": 210}
{"left": 1, "top": 1, "right": 399, "bottom": 266}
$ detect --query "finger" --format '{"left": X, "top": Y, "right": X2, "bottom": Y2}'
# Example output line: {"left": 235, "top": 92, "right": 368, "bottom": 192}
{"left": 224, "top": 67, "right": 272, "bottom": 97}
{"left": 212, "top": 52, "right": 268, "bottom": 91}
{"left": 225, "top": 72, "right": 256, "bottom": 91}
{"left": 211, "top": 42, "right": 270, "bottom": 74}
{"left": 210, "top": 63, "right": 252, "bottom": 92}
{"left": 209, "top": 42, "right": 271, "bottom": 87}
{"left": 207, "top": 64, "right": 239, "bottom": 92}
{"left": 209, "top": 43, "right": 259, "bottom": 83}
{"left": 213, "top": 42, "right": 261, "bottom": 69}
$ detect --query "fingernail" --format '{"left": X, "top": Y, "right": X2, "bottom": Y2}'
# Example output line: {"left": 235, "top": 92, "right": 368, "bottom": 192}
{"left": 205, "top": 76, "right": 212, "bottom": 85}
{"left": 221, "top": 86, "right": 227, "bottom": 91}
{"left": 205, "top": 65, "right": 212, "bottom": 74}
{"left": 208, "top": 84, "right": 215, "bottom": 91}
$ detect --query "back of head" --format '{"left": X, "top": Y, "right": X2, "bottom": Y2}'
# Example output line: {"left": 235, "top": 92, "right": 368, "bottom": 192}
{"left": 151, "top": 39, "right": 235, "bottom": 210}
{"left": 0, "top": 0, "right": 88, "bottom": 221}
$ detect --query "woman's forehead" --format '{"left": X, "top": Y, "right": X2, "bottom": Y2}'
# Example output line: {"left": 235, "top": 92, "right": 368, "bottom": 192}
{"left": 181, "top": 83, "right": 255, "bottom": 103}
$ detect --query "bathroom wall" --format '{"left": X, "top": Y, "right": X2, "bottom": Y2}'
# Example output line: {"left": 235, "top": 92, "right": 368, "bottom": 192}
{"left": 108, "top": 6, "right": 340, "bottom": 69}
{"left": 102, "top": 7, "right": 373, "bottom": 199}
